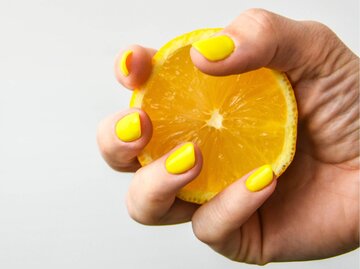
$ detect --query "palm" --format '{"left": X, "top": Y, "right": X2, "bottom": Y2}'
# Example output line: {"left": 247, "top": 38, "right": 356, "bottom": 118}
{"left": 227, "top": 77, "right": 359, "bottom": 262}
{"left": 261, "top": 151, "right": 358, "bottom": 261}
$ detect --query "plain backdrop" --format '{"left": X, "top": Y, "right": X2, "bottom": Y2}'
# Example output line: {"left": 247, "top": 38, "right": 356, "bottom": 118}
{"left": 0, "top": 0, "right": 359, "bottom": 268}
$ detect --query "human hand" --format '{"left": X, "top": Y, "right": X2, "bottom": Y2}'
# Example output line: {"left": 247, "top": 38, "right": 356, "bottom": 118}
{"left": 97, "top": 9, "right": 359, "bottom": 264}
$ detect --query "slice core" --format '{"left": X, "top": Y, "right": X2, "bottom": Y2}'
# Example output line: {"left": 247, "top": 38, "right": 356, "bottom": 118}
{"left": 207, "top": 109, "right": 223, "bottom": 129}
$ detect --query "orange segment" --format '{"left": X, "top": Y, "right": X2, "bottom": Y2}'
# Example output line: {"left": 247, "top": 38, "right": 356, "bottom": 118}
{"left": 131, "top": 29, "right": 297, "bottom": 204}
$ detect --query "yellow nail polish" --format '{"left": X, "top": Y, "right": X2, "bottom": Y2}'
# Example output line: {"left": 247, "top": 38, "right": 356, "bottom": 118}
{"left": 192, "top": 35, "right": 235, "bottom": 61}
{"left": 165, "top": 143, "right": 196, "bottom": 174}
{"left": 120, "top": 50, "right": 132, "bottom": 76}
{"left": 115, "top": 112, "right": 141, "bottom": 142}
{"left": 245, "top": 165, "right": 274, "bottom": 192}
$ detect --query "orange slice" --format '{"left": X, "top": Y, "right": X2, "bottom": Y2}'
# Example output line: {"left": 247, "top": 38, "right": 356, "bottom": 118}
{"left": 130, "top": 29, "right": 297, "bottom": 204}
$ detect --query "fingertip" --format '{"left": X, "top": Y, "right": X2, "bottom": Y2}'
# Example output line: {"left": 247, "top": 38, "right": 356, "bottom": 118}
{"left": 244, "top": 165, "right": 276, "bottom": 193}
{"left": 191, "top": 35, "right": 235, "bottom": 61}
{"left": 163, "top": 142, "right": 203, "bottom": 179}
{"left": 97, "top": 108, "right": 153, "bottom": 172}
{"left": 119, "top": 49, "right": 133, "bottom": 77}
{"left": 190, "top": 38, "right": 242, "bottom": 76}
{"left": 115, "top": 108, "right": 153, "bottom": 146}
{"left": 126, "top": 142, "right": 203, "bottom": 223}
{"left": 190, "top": 47, "right": 217, "bottom": 75}
{"left": 189, "top": 14, "right": 279, "bottom": 77}
{"left": 114, "top": 45, "right": 156, "bottom": 89}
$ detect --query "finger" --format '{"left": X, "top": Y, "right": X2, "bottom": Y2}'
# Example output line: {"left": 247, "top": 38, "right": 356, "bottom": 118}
{"left": 114, "top": 45, "right": 156, "bottom": 89}
{"left": 190, "top": 8, "right": 346, "bottom": 83}
{"left": 191, "top": 164, "right": 276, "bottom": 263}
{"left": 126, "top": 143, "right": 203, "bottom": 225}
{"left": 96, "top": 108, "right": 152, "bottom": 172}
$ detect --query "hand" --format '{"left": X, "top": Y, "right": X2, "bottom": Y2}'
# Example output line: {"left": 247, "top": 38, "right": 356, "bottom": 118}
{"left": 97, "top": 9, "right": 359, "bottom": 264}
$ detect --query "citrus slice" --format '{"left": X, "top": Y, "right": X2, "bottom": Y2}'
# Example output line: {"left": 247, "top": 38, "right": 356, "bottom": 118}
{"left": 130, "top": 28, "right": 297, "bottom": 204}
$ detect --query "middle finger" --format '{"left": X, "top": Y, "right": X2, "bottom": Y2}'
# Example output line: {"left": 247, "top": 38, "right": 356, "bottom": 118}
{"left": 126, "top": 142, "right": 203, "bottom": 225}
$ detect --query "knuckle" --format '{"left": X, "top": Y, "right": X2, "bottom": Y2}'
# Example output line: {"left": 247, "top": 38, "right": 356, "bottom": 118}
{"left": 134, "top": 169, "right": 170, "bottom": 205}
{"left": 243, "top": 8, "right": 277, "bottom": 33}
{"left": 126, "top": 171, "right": 169, "bottom": 225}
{"left": 307, "top": 20, "right": 331, "bottom": 33}
{"left": 96, "top": 119, "right": 115, "bottom": 158}
{"left": 97, "top": 137, "right": 130, "bottom": 171}
{"left": 125, "top": 194, "right": 140, "bottom": 222}
{"left": 192, "top": 216, "right": 223, "bottom": 246}
{"left": 307, "top": 21, "right": 337, "bottom": 42}
{"left": 244, "top": 8, "right": 271, "bottom": 18}
{"left": 96, "top": 116, "right": 140, "bottom": 172}
{"left": 191, "top": 198, "right": 235, "bottom": 246}
{"left": 98, "top": 142, "right": 115, "bottom": 162}
{"left": 126, "top": 203, "right": 147, "bottom": 225}
{"left": 126, "top": 192, "right": 156, "bottom": 225}
{"left": 303, "top": 20, "right": 341, "bottom": 54}
{"left": 192, "top": 219, "right": 213, "bottom": 244}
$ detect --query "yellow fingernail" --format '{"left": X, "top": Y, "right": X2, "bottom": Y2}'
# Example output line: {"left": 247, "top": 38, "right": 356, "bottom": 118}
{"left": 120, "top": 50, "right": 132, "bottom": 76}
{"left": 192, "top": 35, "right": 235, "bottom": 61}
{"left": 245, "top": 165, "right": 274, "bottom": 192}
{"left": 115, "top": 112, "right": 141, "bottom": 142}
{"left": 165, "top": 143, "right": 196, "bottom": 174}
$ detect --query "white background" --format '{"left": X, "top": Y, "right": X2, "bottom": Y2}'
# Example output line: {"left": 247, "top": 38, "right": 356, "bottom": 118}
{"left": 0, "top": 0, "right": 359, "bottom": 268}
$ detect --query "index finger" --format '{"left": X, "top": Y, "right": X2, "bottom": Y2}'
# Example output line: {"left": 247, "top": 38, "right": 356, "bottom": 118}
{"left": 114, "top": 45, "right": 157, "bottom": 89}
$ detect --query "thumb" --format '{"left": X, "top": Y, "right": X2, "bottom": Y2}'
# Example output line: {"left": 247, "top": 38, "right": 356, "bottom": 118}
{"left": 190, "top": 8, "right": 343, "bottom": 83}
{"left": 191, "top": 164, "right": 276, "bottom": 264}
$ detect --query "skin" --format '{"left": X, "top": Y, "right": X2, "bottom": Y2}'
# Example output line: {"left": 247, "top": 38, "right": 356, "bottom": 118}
{"left": 97, "top": 9, "right": 359, "bottom": 264}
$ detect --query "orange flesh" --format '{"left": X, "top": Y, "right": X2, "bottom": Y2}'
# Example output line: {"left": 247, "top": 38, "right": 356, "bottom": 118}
{"left": 134, "top": 44, "right": 296, "bottom": 204}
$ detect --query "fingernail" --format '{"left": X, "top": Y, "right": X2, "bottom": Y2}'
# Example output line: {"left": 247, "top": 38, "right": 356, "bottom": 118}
{"left": 115, "top": 112, "right": 141, "bottom": 142}
{"left": 245, "top": 164, "right": 274, "bottom": 192}
{"left": 119, "top": 50, "right": 133, "bottom": 76}
{"left": 192, "top": 35, "right": 235, "bottom": 61}
{"left": 165, "top": 143, "right": 196, "bottom": 174}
